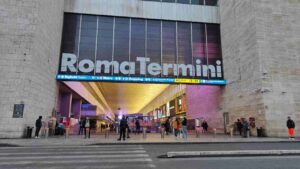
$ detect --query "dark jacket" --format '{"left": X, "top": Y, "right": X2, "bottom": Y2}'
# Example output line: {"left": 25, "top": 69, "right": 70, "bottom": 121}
{"left": 182, "top": 119, "right": 187, "bottom": 126}
{"left": 287, "top": 119, "right": 295, "bottom": 129}
{"left": 237, "top": 121, "right": 243, "bottom": 129}
{"left": 35, "top": 119, "right": 42, "bottom": 128}
{"left": 164, "top": 119, "right": 170, "bottom": 129}
{"left": 120, "top": 118, "right": 128, "bottom": 128}
{"left": 201, "top": 122, "right": 208, "bottom": 129}
{"left": 135, "top": 120, "right": 140, "bottom": 128}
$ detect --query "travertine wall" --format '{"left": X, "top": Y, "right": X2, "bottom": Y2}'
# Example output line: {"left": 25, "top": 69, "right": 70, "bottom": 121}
{"left": 254, "top": 0, "right": 300, "bottom": 137}
{"left": 0, "top": 0, "right": 64, "bottom": 138}
{"left": 220, "top": 0, "right": 300, "bottom": 137}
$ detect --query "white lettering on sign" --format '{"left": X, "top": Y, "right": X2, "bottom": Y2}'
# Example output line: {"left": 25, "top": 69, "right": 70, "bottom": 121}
{"left": 60, "top": 53, "right": 223, "bottom": 78}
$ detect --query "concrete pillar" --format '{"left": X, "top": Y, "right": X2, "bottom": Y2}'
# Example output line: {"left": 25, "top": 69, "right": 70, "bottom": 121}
{"left": 60, "top": 93, "right": 72, "bottom": 117}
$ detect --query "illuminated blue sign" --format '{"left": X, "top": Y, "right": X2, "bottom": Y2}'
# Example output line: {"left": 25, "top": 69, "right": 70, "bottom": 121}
{"left": 56, "top": 74, "right": 227, "bottom": 85}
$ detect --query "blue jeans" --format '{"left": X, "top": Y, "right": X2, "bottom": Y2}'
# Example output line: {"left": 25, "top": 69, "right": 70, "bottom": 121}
{"left": 182, "top": 126, "right": 187, "bottom": 139}
{"left": 174, "top": 129, "right": 178, "bottom": 137}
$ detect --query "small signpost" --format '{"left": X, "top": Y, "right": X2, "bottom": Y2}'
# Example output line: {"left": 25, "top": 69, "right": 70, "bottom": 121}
{"left": 13, "top": 104, "right": 24, "bottom": 118}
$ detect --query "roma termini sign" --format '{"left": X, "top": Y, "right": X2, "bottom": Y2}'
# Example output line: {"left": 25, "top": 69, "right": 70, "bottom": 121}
{"left": 56, "top": 14, "right": 226, "bottom": 85}
{"left": 57, "top": 53, "right": 226, "bottom": 85}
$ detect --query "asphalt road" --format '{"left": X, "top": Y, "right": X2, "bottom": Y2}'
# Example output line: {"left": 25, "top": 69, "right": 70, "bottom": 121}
{"left": 0, "top": 143, "right": 300, "bottom": 169}
{"left": 144, "top": 143, "right": 300, "bottom": 169}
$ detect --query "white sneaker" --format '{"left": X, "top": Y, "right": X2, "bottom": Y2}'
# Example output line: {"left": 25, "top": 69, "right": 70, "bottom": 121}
{"left": 35, "top": 136, "right": 38, "bottom": 139}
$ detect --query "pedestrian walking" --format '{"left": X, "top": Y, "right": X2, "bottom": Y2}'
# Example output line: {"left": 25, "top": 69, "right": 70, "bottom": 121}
{"left": 84, "top": 117, "right": 91, "bottom": 139}
{"left": 182, "top": 117, "right": 187, "bottom": 139}
{"left": 236, "top": 119, "right": 243, "bottom": 136}
{"left": 126, "top": 116, "right": 130, "bottom": 139}
{"left": 135, "top": 119, "right": 140, "bottom": 134}
{"left": 78, "top": 118, "right": 84, "bottom": 135}
{"left": 118, "top": 116, "right": 127, "bottom": 141}
{"left": 165, "top": 118, "right": 170, "bottom": 135}
{"left": 287, "top": 116, "right": 295, "bottom": 141}
{"left": 173, "top": 118, "right": 179, "bottom": 138}
{"left": 201, "top": 120, "right": 208, "bottom": 133}
{"left": 241, "top": 118, "right": 249, "bottom": 138}
{"left": 35, "top": 116, "right": 42, "bottom": 138}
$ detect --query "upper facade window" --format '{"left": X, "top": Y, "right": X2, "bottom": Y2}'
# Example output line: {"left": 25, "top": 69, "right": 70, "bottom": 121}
{"left": 142, "top": 0, "right": 219, "bottom": 6}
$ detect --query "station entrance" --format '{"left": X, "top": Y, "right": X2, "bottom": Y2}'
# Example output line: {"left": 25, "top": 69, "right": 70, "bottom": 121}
{"left": 54, "top": 81, "right": 224, "bottom": 140}
{"left": 52, "top": 12, "right": 228, "bottom": 140}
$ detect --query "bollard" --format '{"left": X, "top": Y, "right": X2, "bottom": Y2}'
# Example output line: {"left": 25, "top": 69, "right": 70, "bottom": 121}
{"left": 230, "top": 128, "right": 233, "bottom": 137}
{"left": 45, "top": 128, "right": 49, "bottom": 139}
{"left": 213, "top": 128, "right": 217, "bottom": 137}
{"left": 143, "top": 127, "right": 147, "bottom": 139}
{"left": 195, "top": 127, "right": 201, "bottom": 138}
{"left": 65, "top": 128, "right": 69, "bottom": 139}
{"left": 161, "top": 127, "right": 165, "bottom": 139}
{"left": 105, "top": 128, "right": 109, "bottom": 139}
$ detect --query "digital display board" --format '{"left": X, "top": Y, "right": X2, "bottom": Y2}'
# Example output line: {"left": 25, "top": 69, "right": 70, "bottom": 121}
{"left": 56, "top": 74, "right": 227, "bottom": 85}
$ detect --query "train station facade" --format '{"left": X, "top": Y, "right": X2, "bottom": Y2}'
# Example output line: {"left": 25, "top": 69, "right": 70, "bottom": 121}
{"left": 0, "top": 0, "right": 300, "bottom": 138}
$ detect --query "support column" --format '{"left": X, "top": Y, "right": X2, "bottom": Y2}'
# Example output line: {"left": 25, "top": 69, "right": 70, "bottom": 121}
{"left": 72, "top": 99, "right": 82, "bottom": 119}
{"left": 60, "top": 93, "right": 72, "bottom": 118}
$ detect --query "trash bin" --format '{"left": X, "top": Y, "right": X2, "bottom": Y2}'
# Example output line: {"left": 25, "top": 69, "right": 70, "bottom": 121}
{"left": 26, "top": 126, "right": 33, "bottom": 138}
{"left": 257, "top": 127, "right": 264, "bottom": 137}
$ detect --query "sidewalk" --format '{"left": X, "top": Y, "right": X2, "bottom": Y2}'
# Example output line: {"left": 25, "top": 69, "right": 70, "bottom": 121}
{"left": 0, "top": 133, "right": 294, "bottom": 147}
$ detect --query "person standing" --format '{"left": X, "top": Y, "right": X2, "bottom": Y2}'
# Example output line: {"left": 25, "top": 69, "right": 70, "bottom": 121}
{"left": 135, "top": 119, "right": 140, "bottom": 134}
{"left": 165, "top": 118, "right": 170, "bottom": 135}
{"left": 173, "top": 118, "right": 179, "bottom": 138}
{"left": 182, "top": 117, "right": 188, "bottom": 139}
{"left": 78, "top": 118, "right": 84, "bottom": 135}
{"left": 126, "top": 116, "right": 130, "bottom": 138}
{"left": 84, "top": 117, "right": 91, "bottom": 139}
{"left": 201, "top": 120, "right": 208, "bottom": 133}
{"left": 287, "top": 116, "right": 295, "bottom": 141}
{"left": 241, "top": 118, "right": 249, "bottom": 138}
{"left": 236, "top": 119, "right": 243, "bottom": 136}
{"left": 118, "top": 116, "right": 127, "bottom": 141}
{"left": 35, "top": 116, "right": 42, "bottom": 138}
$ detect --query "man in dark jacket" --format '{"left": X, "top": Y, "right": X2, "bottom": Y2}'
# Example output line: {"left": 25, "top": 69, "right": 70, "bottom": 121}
{"left": 35, "top": 116, "right": 42, "bottom": 138}
{"left": 135, "top": 119, "right": 140, "bottom": 134}
{"left": 118, "top": 116, "right": 127, "bottom": 141}
{"left": 241, "top": 118, "right": 249, "bottom": 138}
{"left": 287, "top": 116, "right": 295, "bottom": 140}
{"left": 236, "top": 119, "right": 243, "bottom": 136}
{"left": 164, "top": 118, "right": 170, "bottom": 135}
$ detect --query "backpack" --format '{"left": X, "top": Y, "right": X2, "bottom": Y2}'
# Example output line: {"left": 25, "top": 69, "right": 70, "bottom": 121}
{"left": 85, "top": 120, "right": 90, "bottom": 128}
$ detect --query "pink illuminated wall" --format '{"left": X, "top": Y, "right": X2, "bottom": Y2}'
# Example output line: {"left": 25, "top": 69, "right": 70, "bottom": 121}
{"left": 186, "top": 85, "right": 223, "bottom": 131}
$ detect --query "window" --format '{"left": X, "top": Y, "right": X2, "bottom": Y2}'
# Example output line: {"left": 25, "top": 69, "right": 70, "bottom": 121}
{"left": 162, "top": 21, "right": 176, "bottom": 77}
{"left": 60, "top": 14, "right": 223, "bottom": 80}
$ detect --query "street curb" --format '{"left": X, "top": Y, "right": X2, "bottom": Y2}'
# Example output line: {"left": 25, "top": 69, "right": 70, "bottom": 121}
{"left": 164, "top": 150, "right": 300, "bottom": 158}
{"left": 0, "top": 140, "right": 299, "bottom": 147}
{"left": 90, "top": 141, "right": 300, "bottom": 146}
{"left": 0, "top": 143, "right": 19, "bottom": 147}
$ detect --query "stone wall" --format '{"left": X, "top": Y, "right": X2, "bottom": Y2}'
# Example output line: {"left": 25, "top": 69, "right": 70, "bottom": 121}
{"left": 219, "top": 0, "right": 266, "bottom": 135}
{"left": 220, "top": 0, "right": 300, "bottom": 137}
{"left": 254, "top": 0, "right": 300, "bottom": 137}
{"left": 0, "top": 0, "right": 64, "bottom": 138}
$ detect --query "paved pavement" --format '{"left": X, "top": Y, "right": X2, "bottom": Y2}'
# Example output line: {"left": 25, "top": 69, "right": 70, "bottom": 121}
{"left": 1, "top": 143, "right": 300, "bottom": 169}
{"left": 0, "top": 145, "right": 155, "bottom": 169}
{"left": 0, "top": 133, "right": 294, "bottom": 147}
